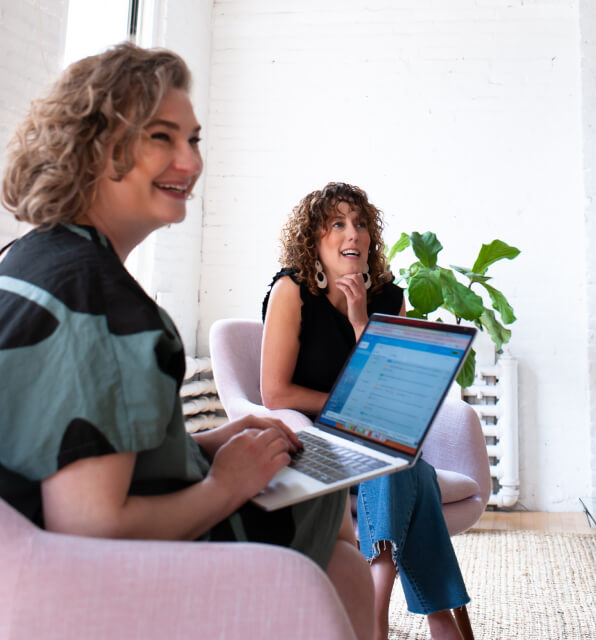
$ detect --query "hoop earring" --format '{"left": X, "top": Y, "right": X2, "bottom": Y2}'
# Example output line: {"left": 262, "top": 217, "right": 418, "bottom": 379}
{"left": 315, "top": 260, "right": 328, "bottom": 289}
{"left": 363, "top": 263, "right": 372, "bottom": 290}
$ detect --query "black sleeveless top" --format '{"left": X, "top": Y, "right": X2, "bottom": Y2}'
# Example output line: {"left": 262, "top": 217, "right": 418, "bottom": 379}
{"left": 262, "top": 269, "right": 404, "bottom": 394}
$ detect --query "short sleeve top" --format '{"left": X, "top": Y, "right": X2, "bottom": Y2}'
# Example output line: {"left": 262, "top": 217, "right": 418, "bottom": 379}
{"left": 0, "top": 223, "right": 210, "bottom": 526}
{"left": 262, "top": 269, "right": 404, "bottom": 393}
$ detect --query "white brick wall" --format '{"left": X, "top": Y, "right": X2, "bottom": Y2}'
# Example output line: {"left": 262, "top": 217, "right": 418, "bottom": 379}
{"left": 201, "top": 0, "right": 590, "bottom": 511}
{"left": 0, "top": 0, "right": 67, "bottom": 246}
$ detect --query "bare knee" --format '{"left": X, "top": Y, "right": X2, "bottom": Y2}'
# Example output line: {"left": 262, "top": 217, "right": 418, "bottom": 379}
{"left": 327, "top": 540, "right": 374, "bottom": 640}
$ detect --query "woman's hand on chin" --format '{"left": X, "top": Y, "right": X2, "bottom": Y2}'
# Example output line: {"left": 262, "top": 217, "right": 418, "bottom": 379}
{"left": 336, "top": 272, "right": 368, "bottom": 340}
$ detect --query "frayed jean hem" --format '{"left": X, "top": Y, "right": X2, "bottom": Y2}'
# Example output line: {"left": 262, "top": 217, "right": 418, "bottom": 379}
{"left": 357, "top": 461, "right": 470, "bottom": 615}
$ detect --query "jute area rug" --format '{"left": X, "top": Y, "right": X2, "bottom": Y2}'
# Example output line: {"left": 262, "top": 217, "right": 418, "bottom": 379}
{"left": 388, "top": 529, "right": 596, "bottom": 639}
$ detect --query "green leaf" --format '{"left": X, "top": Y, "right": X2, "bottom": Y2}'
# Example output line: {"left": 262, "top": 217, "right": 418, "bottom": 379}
{"left": 407, "top": 267, "right": 443, "bottom": 313}
{"left": 386, "top": 232, "right": 410, "bottom": 263}
{"left": 481, "top": 283, "right": 516, "bottom": 324}
{"left": 456, "top": 348, "right": 476, "bottom": 388}
{"left": 439, "top": 270, "right": 484, "bottom": 321}
{"left": 410, "top": 232, "right": 443, "bottom": 269}
{"left": 406, "top": 262, "right": 424, "bottom": 278}
{"left": 451, "top": 265, "right": 472, "bottom": 277}
{"left": 406, "top": 308, "right": 427, "bottom": 319}
{"left": 451, "top": 265, "right": 492, "bottom": 284}
{"left": 479, "top": 309, "right": 511, "bottom": 352}
{"left": 471, "top": 239, "right": 520, "bottom": 275}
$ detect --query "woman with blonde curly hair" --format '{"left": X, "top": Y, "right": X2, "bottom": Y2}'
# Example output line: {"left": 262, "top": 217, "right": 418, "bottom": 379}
{"left": 2, "top": 43, "right": 192, "bottom": 227}
{"left": 262, "top": 182, "right": 473, "bottom": 640}
{"left": 0, "top": 47, "right": 374, "bottom": 640}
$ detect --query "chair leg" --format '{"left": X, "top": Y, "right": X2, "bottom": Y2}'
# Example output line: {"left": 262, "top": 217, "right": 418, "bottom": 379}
{"left": 453, "top": 605, "right": 474, "bottom": 640}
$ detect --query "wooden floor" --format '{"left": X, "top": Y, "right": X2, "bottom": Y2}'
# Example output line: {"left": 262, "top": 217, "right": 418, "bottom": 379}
{"left": 473, "top": 510, "right": 594, "bottom": 534}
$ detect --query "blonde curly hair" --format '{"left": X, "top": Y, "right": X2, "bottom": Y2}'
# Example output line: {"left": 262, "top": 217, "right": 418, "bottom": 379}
{"left": 279, "top": 182, "right": 393, "bottom": 296}
{"left": 1, "top": 42, "right": 191, "bottom": 226}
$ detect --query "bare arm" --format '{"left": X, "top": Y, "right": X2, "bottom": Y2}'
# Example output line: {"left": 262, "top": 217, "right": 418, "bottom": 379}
{"left": 261, "top": 276, "right": 329, "bottom": 415}
{"left": 42, "top": 417, "right": 294, "bottom": 541}
{"left": 261, "top": 277, "right": 406, "bottom": 414}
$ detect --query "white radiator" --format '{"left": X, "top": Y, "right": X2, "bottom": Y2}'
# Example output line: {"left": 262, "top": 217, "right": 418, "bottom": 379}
{"left": 181, "top": 356, "right": 227, "bottom": 433}
{"left": 461, "top": 350, "right": 519, "bottom": 508}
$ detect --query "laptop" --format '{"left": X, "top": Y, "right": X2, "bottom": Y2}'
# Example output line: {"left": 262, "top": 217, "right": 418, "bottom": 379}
{"left": 252, "top": 313, "right": 476, "bottom": 511}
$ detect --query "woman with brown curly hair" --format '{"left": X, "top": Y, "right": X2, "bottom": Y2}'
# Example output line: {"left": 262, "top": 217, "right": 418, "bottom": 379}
{"left": 0, "top": 48, "right": 374, "bottom": 640}
{"left": 261, "top": 182, "right": 472, "bottom": 640}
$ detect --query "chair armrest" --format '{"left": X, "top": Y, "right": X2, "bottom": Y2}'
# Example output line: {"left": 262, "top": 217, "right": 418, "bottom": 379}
{"left": 210, "top": 318, "right": 265, "bottom": 408}
{"left": 226, "top": 396, "right": 314, "bottom": 431}
{"left": 1, "top": 504, "right": 356, "bottom": 640}
{"left": 209, "top": 318, "right": 314, "bottom": 431}
{"left": 422, "top": 398, "right": 491, "bottom": 507}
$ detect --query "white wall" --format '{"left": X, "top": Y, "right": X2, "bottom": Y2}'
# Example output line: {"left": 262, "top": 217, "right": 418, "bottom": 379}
{"left": 200, "top": 0, "right": 590, "bottom": 511}
{"left": 0, "top": 0, "right": 68, "bottom": 247}
{"left": 580, "top": 0, "right": 596, "bottom": 498}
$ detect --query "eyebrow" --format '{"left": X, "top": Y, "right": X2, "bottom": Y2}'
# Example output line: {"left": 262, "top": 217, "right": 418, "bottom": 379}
{"left": 330, "top": 207, "right": 362, "bottom": 218}
{"left": 147, "top": 119, "right": 201, "bottom": 134}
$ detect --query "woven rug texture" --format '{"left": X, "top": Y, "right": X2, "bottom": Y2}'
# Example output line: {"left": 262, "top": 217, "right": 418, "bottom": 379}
{"left": 388, "top": 529, "right": 596, "bottom": 639}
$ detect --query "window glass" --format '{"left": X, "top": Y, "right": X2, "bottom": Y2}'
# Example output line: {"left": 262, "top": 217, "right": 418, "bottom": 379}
{"left": 64, "top": 0, "right": 130, "bottom": 66}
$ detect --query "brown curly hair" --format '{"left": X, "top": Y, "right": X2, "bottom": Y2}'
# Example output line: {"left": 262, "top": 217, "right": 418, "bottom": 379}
{"left": 1, "top": 42, "right": 191, "bottom": 226}
{"left": 279, "top": 182, "right": 393, "bottom": 296}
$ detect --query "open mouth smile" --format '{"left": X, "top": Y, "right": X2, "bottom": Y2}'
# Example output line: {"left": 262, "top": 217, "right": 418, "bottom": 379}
{"left": 154, "top": 182, "right": 192, "bottom": 198}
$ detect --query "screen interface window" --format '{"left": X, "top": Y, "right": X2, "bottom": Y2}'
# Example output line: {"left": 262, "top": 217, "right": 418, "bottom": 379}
{"left": 319, "top": 321, "right": 472, "bottom": 454}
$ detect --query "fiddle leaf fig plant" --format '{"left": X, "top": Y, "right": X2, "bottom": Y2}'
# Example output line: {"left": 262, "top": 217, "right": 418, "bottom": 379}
{"left": 386, "top": 232, "right": 520, "bottom": 388}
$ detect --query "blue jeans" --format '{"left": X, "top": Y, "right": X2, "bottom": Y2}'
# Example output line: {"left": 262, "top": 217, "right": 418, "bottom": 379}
{"left": 357, "top": 459, "right": 470, "bottom": 614}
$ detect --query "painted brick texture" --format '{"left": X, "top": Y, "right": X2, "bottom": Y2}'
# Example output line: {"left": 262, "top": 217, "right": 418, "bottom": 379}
{"left": 0, "top": 0, "right": 67, "bottom": 246}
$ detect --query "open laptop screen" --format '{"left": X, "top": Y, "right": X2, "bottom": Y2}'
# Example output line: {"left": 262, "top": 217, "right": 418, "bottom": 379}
{"left": 317, "top": 315, "right": 476, "bottom": 456}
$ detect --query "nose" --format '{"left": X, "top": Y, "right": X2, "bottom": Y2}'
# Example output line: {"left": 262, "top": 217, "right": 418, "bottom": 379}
{"left": 175, "top": 143, "right": 203, "bottom": 179}
{"left": 346, "top": 220, "right": 359, "bottom": 241}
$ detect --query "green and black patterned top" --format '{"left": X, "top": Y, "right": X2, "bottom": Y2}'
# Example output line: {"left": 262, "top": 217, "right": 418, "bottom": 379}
{"left": 0, "top": 224, "right": 344, "bottom": 567}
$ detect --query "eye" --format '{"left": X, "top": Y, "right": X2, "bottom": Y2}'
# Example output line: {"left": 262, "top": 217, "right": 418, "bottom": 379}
{"left": 189, "top": 135, "right": 201, "bottom": 147}
{"left": 150, "top": 131, "right": 171, "bottom": 143}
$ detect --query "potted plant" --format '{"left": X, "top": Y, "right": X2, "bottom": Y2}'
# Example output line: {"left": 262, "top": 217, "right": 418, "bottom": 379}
{"left": 386, "top": 231, "right": 520, "bottom": 387}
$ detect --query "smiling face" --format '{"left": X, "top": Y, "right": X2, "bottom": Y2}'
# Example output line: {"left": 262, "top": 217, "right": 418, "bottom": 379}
{"left": 315, "top": 200, "right": 371, "bottom": 281}
{"left": 88, "top": 88, "right": 203, "bottom": 242}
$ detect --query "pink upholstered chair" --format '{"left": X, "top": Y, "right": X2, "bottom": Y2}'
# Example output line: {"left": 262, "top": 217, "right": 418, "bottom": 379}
{"left": 0, "top": 496, "right": 358, "bottom": 640}
{"left": 209, "top": 318, "right": 491, "bottom": 536}
{"left": 210, "top": 318, "right": 490, "bottom": 639}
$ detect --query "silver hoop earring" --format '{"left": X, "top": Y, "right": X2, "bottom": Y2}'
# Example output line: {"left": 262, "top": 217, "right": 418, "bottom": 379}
{"left": 315, "top": 260, "right": 328, "bottom": 289}
{"left": 363, "top": 263, "right": 372, "bottom": 290}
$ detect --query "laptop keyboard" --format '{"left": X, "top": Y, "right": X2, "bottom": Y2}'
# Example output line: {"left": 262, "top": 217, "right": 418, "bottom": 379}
{"left": 290, "top": 431, "right": 390, "bottom": 485}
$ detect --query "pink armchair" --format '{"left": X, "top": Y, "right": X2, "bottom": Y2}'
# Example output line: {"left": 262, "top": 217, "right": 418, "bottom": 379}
{"left": 209, "top": 318, "right": 491, "bottom": 536}
{"left": 0, "top": 496, "right": 358, "bottom": 640}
